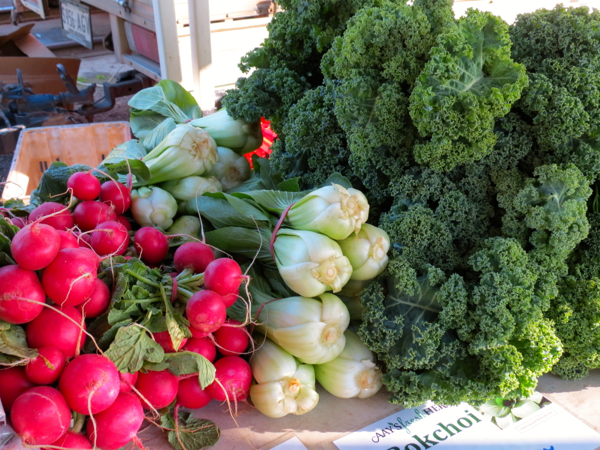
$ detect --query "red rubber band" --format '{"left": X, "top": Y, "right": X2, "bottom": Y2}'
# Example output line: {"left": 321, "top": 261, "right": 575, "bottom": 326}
{"left": 269, "top": 203, "right": 295, "bottom": 263}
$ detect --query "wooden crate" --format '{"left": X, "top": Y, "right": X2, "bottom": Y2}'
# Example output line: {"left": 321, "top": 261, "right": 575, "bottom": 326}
{"left": 1, "top": 122, "right": 131, "bottom": 203}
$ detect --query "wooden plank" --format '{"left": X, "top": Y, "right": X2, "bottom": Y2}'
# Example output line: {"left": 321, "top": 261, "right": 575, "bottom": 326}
{"left": 188, "top": 0, "right": 215, "bottom": 112}
{"left": 109, "top": 13, "right": 130, "bottom": 63}
{"left": 82, "top": 0, "right": 156, "bottom": 32}
{"left": 152, "top": 0, "right": 182, "bottom": 82}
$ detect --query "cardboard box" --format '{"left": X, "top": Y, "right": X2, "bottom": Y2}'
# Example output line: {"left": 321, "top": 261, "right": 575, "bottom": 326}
{"left": 0, "top": 24, "right": 80, "bottom": 95}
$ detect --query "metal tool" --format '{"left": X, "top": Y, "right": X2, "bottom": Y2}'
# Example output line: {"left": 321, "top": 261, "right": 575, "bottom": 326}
{"left": 1, "top": 63, "right": 153, "bottom": 128}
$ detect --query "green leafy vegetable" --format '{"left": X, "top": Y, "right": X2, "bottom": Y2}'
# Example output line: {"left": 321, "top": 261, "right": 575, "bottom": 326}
{"left": 104, "top": 324, "right": 165, "bottom": 373}
{"left": 409, "top": 9, "right": 528, "bottom": 171}
{"left": 29, "top": 162, "right": 99, "bottom": 206}
{"left": 163, "top": 352, "right": 215, "bottom": 389}
{"left": 0, "top": 320, "right": 38, "bottom": 361}
{"left": 129, "top": 80, "right": 202, "bottom": 138}
{"left": 161, "top": 412, "right": 220, "bottom": 450}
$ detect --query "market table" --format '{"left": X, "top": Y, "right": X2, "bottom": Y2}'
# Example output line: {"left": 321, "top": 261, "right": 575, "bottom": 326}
{"left": 117, "top": 369, "right": 600, "bottom": 450}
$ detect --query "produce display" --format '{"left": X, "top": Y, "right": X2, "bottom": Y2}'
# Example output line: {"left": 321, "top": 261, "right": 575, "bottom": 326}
{"left": 1, "top": 1, "right": 600, "bottom": 449}
{"left": 0, "top": 79, "right": 387, "bottom": 448}
{"left": 221, "top": 0, "right": 600, "bottom": 409}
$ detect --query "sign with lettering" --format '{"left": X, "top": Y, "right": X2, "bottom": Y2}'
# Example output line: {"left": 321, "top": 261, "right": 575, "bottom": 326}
{"left": 334, "top": 396, "right": 600, "bottom": 450}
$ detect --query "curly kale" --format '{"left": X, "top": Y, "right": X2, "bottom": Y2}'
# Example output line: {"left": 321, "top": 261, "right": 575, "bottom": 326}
{"left": 223, "top": 0, "right": 382, "bottom": 131}
{"left": 509, "top": 5, "right": 600, "bottom": 181}
{"left": 409, "top": 10, "right": 528, "bottom": 172}
{"left": 268, "top": 85, "right": 358, "bottom": 190}
{"left": 321, "top": 1, "right": 436, "bottom": 205}
{"left": 227, "top": 2, "right": 600, "bottom": 403}
{"left": 510, "top": 5, "right": 600, "bottom": 73}
{"left": 360, "top": 238, "right": 561, "bottom": 407}
{"left": 222, "top": 68, "right": 310, "bottom": 130}
{"left": 385, "top": 165, "right": 494, "bottom": 269}
{"left": 548, "top": 278, "right": 600, "bottom": 380}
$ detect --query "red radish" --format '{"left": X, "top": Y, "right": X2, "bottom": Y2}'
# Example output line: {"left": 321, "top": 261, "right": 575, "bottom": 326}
{"left": 173, "top": 242, "right": 214, "bottom": 274}
{"left": 119, "top": 372, "right": 139, "bottom": 393}
{"left": 86, "top": 391, "right": 144, "bottom": 450}
{"left": 0, "top": 367, "right": 35, "bottom": 412}
{"left": 74, "top": 231, "right": 93, "bottom": 249}
{"left": 116, "top": 215, "right": 132, "bottom": 231}
{"left": 214, "top": 320, "right": 249, "bottom": 356}
{"left": 204, "top": 258, "right": 244, "bottom": 300}
{"left": 134, "top": 227, "right": 169, "bottom": 265}
{"left": 221, "top": 292, "right": 239, "bottom": 308}
{"left": 177, "top": 377, "right": 212, "bottom": 409}
{"left": 100, "top": 181, "right": 131, "bottom": 215}
{"left": 153, "top": 330, "right": 188, "bottom": 353}
{"left": 67, "top": 172, "right": 101, "bottom": 201}
{"left": 8, "top": 216, "right": 27, "bottom": 229}
{"left": 59, "top": 354, "right": 120, "bottom": 415}
{"left": 25, "top": 346, "right": 66, "bottom": 385}
{"left": 90, "top": 220, "right": 129, "bottom": 256}
{"left": 11, "top": 223, "right": 60, "bottom": 271}
{"left": 73, "top": 201, "right": 117, "bottom": 232}
{"left": 0, "top": 265, "right": 45, "bottom": 324}
{"left": 57, "top": 230, "right": 79, "bottom": 250}
{"left": 186, "top": 290, "right": 226, "bottom": 334}
{"left": 30, "top": 202, "right": 74, "bottom": 231}
{"left": 11, "top": 386, "right": 71, "bottom": 445}
{"left": 44, "top": 431, "right": 92, "bottom": 450}
{"left": 26, "top": 306, "right": 86, "bottom": 359}
{"left": 183, "top": 337, "right": 217, "bottom": 362}
{"left": 76, "top": 279, "right": 110, "bottom": 318}
{"left": 189, "top": 327, "right": 211, "bottom": 339}
{"left": 135, "top": 370, "right": 179, "bottom": 410}
{"left": 79, "top": 246, "right": 101, "bottom": 269}
{"left": 206, "top": 356, "right": 252, "bottom": 402}
{"left": 42, "top": 248, "right": 98, "bottom": 307}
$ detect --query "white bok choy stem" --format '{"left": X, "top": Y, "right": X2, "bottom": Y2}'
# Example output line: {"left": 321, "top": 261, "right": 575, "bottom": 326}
{"left": 314, "top": 330, "right": 382, "bottom": 399}
{"left": 250, "top": 339, "right": 319, "bottom": 418}
{"left": 205, "top": 147, "right": 252, "bottom": 191}
{"left": 188, "top": 108, "right": 263, "bottom": 154}
{"left": 273, "top": 228, "right": 353, "bottom": 298}
{"left": 131, "top": 186, "right": 178, "bottom": 230}
{"left": 338, "top": 223, "right": 390, "bottom": 281}
{"left": 284, "top": 184, "right": 370, "bottom": 240}
{"left": 254, "top": 293, "right": 350, "bottom": 365}
{"left": 142, "top": 123, "right": 218, "bottom": 184}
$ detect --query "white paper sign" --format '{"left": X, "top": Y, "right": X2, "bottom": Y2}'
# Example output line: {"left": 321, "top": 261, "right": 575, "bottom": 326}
{"left": 334, "top": 396, "right": 600, "bottom": 450}
{"left": 271, "top": 436, "right": 309, "bottom": 450}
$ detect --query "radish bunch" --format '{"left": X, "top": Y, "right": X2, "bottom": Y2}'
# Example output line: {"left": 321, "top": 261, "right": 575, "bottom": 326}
{"left": 0, "top": 169, "right": 256, "bottom": 450}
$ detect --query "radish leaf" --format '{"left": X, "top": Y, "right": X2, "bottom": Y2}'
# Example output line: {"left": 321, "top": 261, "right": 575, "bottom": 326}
{"left": 105, "top": 325, "right": 165, "bottom": 373}
{"left": 162, "top": 412, "right": 220, "bottom": 450}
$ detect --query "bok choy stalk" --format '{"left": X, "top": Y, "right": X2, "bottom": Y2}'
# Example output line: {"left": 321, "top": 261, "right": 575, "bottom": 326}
{"left": 273, "top": 229, "right": 353, "bottom": 297}
{"left": 166, "top": 216, "right": 201, "bottom": 245}
{"left": 283, "top": 184, "right": 370, "bottom": 240}
{"left": 338, "top": 224, "right": 390, "bottom": 280}
{"left": 188, "top": 108, "right": 263, "bottom": 154}
{"left": 160, "top": 175, "right": 221, "bottom": 213}
{"left": 205, "top": 147, "right": 252, "bottom": 191}
{"left": 160, "top": 176, "right": 222, "bottom": 201}
{"left": 142, "top": 123, "right": 218, "bottom": 184}
{"left": 314, "top": 330, "right": 382, "bottom": 399}
{"left": 254, "top": 294, "right": 350, "bottom": 364}
{"left": 131, "top": 186, "right": 178, "bottom": 230}
{"left": 249, "top": 339, "right": 319, "bottom": 418}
